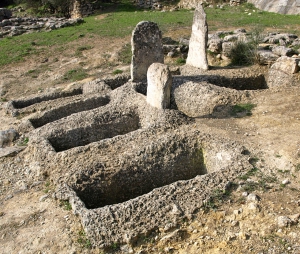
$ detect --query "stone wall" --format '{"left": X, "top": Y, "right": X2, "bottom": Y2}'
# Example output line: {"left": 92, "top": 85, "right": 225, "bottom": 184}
{"left": 247, "top": 0, "right": 300, "bottom": 15}
{"left": 133, "top": 0, "right": 166, "bottom": 9}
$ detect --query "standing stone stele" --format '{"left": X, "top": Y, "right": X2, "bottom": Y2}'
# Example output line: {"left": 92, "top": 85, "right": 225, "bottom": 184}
{"left": 131, "top": 21, "right": 164, "bottom": 82}
{"left": 147, "top": 63, "right": 172, "bottom": 109}
{"left": 186, "top": 4, "right": 209, "bottom": 70}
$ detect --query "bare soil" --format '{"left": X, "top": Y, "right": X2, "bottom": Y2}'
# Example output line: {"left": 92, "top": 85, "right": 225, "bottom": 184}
{"left": 0, "top": 20, "right": 300, "bottom": 254}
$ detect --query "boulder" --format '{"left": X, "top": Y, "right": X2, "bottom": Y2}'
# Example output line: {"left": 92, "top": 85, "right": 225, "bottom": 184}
{"left": 272, "top": 46, "right": 295, "bottom": 56}
{"left": 0, "top": 128, "right": 18, "bottom": 148}
{"left": 267, "top": 56, "right": 300, "bottom": 88}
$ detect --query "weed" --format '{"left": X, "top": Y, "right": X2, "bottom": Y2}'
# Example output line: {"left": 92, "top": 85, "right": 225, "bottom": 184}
{"left": 238, "top": 167, "right": 259, "bottom": 180}
{"left": 117, "top": 43, "right": 131, "bottom": 64}
{"left": 229, "top": 41, "right": 256, "bottom": 66}
{"left": 280, "top": 183, "right": 286, "bottom": 189}
{"left": 277, "top": 169, "right": 290, "bottom": 174}
{"left": 176, "top": 58, "right": 186, "bottom": 65}
{"left": 0, "top": 97, "right": 7, "bottom": 102}
{"left": 43, "top": 181, "right": 51, "bottom": 193}
{"left": 76, "top": 45, "right": 93, "bottom": 52}
{"left": 113, "top": 69, "right": 123, "bottom": 75}
{"left": 295, "top": 164, "right": 300, "bottom": 172}
{"left": 203, "top": 187, "right": 232, "bottom": 212}
{"left": 231, "top": 103, "right": 256, "bottom": 117}
{"left": 239, "top": 168, "right": 277, "bottom": 192}
{"left": 110, "top": 242, "right": 120, "bottom": 250}
{"left": 60, "top": 200, "right": 72, "bottom": 211}
{"left": 62, "top": 69, "right": 88, "bottom": 82}
{"left": 18, "top": 137, "right": 29, "bottom": 146}
{"left": 77, "top": 230, "right": 92, "bottom": 249}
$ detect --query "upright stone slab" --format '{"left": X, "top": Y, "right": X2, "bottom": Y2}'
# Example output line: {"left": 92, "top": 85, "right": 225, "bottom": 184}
{"left": 131, "top": 21, "right": 164, "bottom": 82}
{"left": 186, "top": 4, "right": 209, "bottom": 70}
{"left": 147, "top": 63, "right": 172, "bottom": 109}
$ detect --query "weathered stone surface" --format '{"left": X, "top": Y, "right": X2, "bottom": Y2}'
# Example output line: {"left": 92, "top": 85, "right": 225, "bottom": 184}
{"left": 248, "top": 0, "right": 300, "bottom": 15}
{"left": 270, "top": 56, "right": 300, "bottom": 74}
{"left": 257, "top": 50, "right": 279, "bottom": 65}
{"left": 172, "top": 79, "right": 243, "bottom": 117}
{"left": 222, "top": 41, "right": 235, "bottom": 57}
{"left": 186, "top": 4, "right": 209, "bottom": 70}
{"left": 272, "top": 45, "right": 295, "bottom": 56}
{"left": 208, "top": 38, "right": 222, "bottom": 53}
{"left": 267, "top": 56, "right": 300, "bottom": 87}
{"left": 131, "top": 21, "right": 164, "bottom": 82}
{"left": 0, "top": 8, "right": 12, "bottom": 22}
{"left": 70, "top": 0, "right": 93, "bottom": 19}
{"left": 147, "top": 63, "right": 172, "bottom": 109}
{"left": 0, "top": 128, "right": 17, "bottom": 148}
{"left": 0, "top": 17, "right": 83, "bottom": 39}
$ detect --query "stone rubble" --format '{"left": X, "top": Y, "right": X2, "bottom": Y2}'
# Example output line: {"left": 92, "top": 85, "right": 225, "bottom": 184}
{"left": 0, "top": 16, "right": 83, "bottom": 38}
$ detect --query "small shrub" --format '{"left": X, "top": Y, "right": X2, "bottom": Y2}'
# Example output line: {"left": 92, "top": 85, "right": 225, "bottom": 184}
{"left": 176, "top": 58, "right": 186, "bottom": 65}
{"left": 113, "top": 69, "right": 123, "bottom": 75}
{"left": 229, "top": 41, "right": 256, "bottom": 66}
{"left": 60, "top": 200, "right": 72, "bottom": 211}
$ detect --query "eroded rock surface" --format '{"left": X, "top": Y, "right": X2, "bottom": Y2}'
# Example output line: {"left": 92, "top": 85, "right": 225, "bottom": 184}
{"left": 131, "top": 21, "right": 164, "bottom": 82}
{"left": 186, "top": 4, "right": 209, "bottom": 70}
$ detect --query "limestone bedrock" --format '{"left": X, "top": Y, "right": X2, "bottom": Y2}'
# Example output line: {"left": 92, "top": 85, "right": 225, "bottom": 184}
{"left": 186, "top": 4, "right": 209, "bottom": 70}
{"left": 131, "top": 21, "right": 164, "bottom": 82}
{"left": 147, "top": 63, "right": 172, "bottom": 109}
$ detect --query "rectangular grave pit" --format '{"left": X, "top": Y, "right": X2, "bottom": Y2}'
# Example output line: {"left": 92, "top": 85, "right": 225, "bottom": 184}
{"left": 72, "top": 141, "right": 207, "bottom": 209}
{"left": 30, "top": 96, "right": 110, "bottom": 128}
{"left": 48, "top": 111, "right": 140, "bottom": 152}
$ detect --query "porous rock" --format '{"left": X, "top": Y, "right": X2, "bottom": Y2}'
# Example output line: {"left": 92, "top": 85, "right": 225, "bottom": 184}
{"left": 186, "top": 4, "right": 209, "bottom": 70}
{"left": 147, "top": 63, "right": 172, "bottom": 109}
{"left": 131, "top": 21, "right": 164, "bottom": 82}
{"left": 0, "top": 128, "right": 18, "bottom": 148}
{"left": 268, "top": 56, "right": 300, "bottom": 87}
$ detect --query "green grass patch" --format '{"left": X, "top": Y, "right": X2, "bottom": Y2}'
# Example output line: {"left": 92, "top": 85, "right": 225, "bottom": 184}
{"left": 231, "top": 103, "right": 256, "bottom": 117}
{"left": 239, "top": 167, "right": 277, "bottom": 192}
{"left": 77, "top": 230, "right": 92, "bottom": 249}
{"left": 176, "top": 57, "right": 186, "bottom": 65}
{"left": 203, "top": 183, "right": 237, "bottom": 212}
{"left": 76, "top": 45, "right": 93, "bottom": 52}
{"left": 62, "top": 69, "right": 88, "bottom": 82}
{"left": 113, "top": 69, "right": 123, "bottom": 75}
{"left": 1, "top": 2, "right": 300, "bottom": 67}
{"left": 117, "top": 43, "right": 132, "bottom": 64}
{"left": 60, "top": 200, "right": 72, "bottom": 211}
